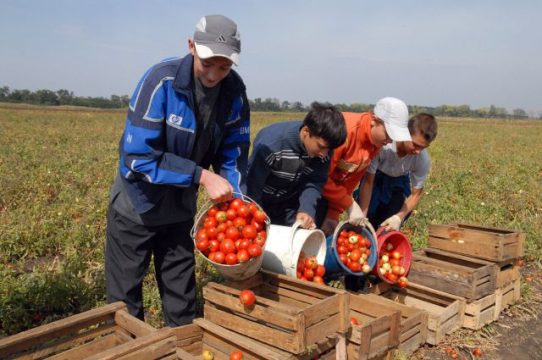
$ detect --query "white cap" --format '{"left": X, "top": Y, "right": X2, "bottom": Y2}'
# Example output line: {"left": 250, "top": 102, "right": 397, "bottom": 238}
{"left": 374, "top": 97, "right": 411, "bottom": 142}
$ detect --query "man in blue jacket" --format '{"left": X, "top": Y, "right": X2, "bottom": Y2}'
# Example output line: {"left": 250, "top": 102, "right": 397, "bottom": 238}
{"left": 105, "top": 15, "right": 250, "bottom": 326}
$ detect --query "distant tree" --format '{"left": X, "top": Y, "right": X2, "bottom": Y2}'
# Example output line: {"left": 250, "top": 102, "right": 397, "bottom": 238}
{"left": 36, "top": 89, "right": 59, "bottom": 105}
{"left": 0, "top": 86, "right": 9, "bottom": 100}
{"left": 56, "top": 89, "right": 74, "bottom": 105}
{"left": 292, "top": 101, "right": 306, "bottom": 112}
{"left": 512, "top": 108, "right": 527, "bottom": 119}
{"left": 281, "top": 100, "right": 290, "bottom": 111}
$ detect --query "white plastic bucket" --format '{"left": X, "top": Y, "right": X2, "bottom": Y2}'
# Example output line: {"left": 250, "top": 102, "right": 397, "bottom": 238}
{"left": 261, "top": 221, "right": 327, "bottom": 277}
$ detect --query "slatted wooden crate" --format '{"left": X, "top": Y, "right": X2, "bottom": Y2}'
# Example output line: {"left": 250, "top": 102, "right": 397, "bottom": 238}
{"left": 0, "top": 302, "right": 159, "bottom": 360}
{"left": 408, "top": 248, "right": 498, "bottom": 300}
{"left": 428, "top": 223, "right": 525, "bottom": 262}
{"left": 462, "top": 292, "right": 497, "bottom": 330}
{"left": 203, "top": 270, "right": 349, "bottom": 354}
{"left": 118, "top": 318, "right": 341, "bottom": 360}
{"left": 361, "top": 294, "right": 428, "bottom": 357}
{"left": 375, "top": 282, "right": 466, "bottom": 345}
{"left": 495, "top": 263, "right": 521, "bottom": 288}
{"left": 495, "top": 278, "right": 521, "bottom": 317}
{"left": 347, "top": 293, "right": 401, "bottom": 360}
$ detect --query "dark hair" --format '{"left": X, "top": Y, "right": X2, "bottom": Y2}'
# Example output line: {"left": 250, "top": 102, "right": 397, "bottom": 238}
{"left": 408, "top": 113, "right": 438, "bottom": 142}
{"left": 303, "top": 102, "right": 347, "bottom": 149}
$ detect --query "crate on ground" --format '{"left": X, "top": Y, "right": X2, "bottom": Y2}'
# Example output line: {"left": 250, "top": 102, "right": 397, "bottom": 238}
{"left": 114, "top": 318, "right": 341, "bottom": 360}
{"left": 495, "top": 278, "right": 521, "bottom": 317}
{"left": 428, "top": 223, "right": 525, "bottom": 262}
{"left": 0, "top": 302, "right": 159, "bottom": 360}
{"left": 462, "top": 292, "right": 497, "bottom": 330}
{"left": 408, "top": 248, "right": 498, "bottom": 300}
{"left": 202, "top": 270, "right": 349, "bottom": 354}
{"left": 374, "top": 282, "right": 466, "bottom": 345}
{"left": 347, "top": 293, "right": 401, "bottom": 360}
{"left": 495, "top": 263, "right": 521, "bottom": 289}
{"left": 360, "top": 294, "right": 428, "bottom": 357}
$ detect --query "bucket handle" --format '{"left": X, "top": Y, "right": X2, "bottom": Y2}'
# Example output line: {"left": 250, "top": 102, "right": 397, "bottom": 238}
{"left": 190, "top": 192, "right": 267, "bottom": 239}
{"left": 286, "top": 220, "right": 303, "bottom": 271}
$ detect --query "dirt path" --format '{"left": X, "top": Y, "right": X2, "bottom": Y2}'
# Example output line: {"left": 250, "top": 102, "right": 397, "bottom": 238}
{"left": 408, "top": 261, "right": 542, "bottom": 360}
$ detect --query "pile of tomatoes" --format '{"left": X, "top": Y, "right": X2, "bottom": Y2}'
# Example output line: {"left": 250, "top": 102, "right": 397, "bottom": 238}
{"left": 296, "top": 252, "right": 326, "bottom": 285}
{"left": 194, "top": 198, "right": 268, "bottom": 265}
{"left": 377, "top": 241, "right": 408, "bottom": 287}
{"left": 336, "top": 229, "right": 373, "bottom": 273}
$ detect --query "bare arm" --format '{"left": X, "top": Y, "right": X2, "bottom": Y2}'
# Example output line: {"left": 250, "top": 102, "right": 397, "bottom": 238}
{"left": 359, "top": 172, "right": 375, "bottom": 215}
{"left": 396, "top": 187, "right": 424, "bottom": 220}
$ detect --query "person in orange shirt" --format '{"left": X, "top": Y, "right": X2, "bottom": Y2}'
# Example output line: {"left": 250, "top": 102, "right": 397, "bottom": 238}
{"left": 316, "top": 97, "right": 411, "bottom": 236}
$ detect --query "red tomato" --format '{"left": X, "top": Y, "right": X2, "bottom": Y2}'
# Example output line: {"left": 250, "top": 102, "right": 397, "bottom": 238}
{"left": 229, "top": 198, "right": 244, "bottom": 210}
{"left": 387, "top": 273, "right": 398, "bottom": 283}
{"left": 349, "top": 248, "right": 361, "bottom": 262}
{"left": 233, "top": 217, "right": 247, "bottom": 229}
{"left": 350, "top": 317, "right": 360, "bottom": 326}
{"left": 225, "top": 227, "right": 241, "bottom": 241}
{"left": 196, "top": 239, "right": 209, "bottom": 252}
{"left": 213, "top": 251, "right": 225, "bottom": 264}
{"left": 313, "top": 276, "right": 325, "bottom": 285}
{"left": 398, "top": 277, "right": 408, "bottom": 288}
{"left": 216, "top": 222, "right": 228, "bottom": 234}
{"left": 337, "top": 245, "right": 348, "bottom": 255}
{"left": 304, "top": 256, "right": 318, "bottom": 270}
{"left": 207, "top": 206, "right": 218, "bottom": 218}
{"left": 391, "top": 251, "right": 402, "bottom": 260}
{"left": 239, "top": 289, "right": 255, "bottom": 306}
{"left": 237, "top": 249, "right": 250, "bottom": 263}
{"left": 339, "top": 254, "right": 348, "bottom": 264}
{"left": 238, "top": 239, "right": 251, "bottom": 250}
{"left": 303, "top": 268, "right": 314, "bottom": 280}
{"left": 248, "top": 202, "right": 258, "bottom": 215}
{"left": 220, "top": 239, "right": 236, "bottom": 254}
{"left": 237, "top": 205, "right": 251, "bottom": 218}
{"left": 229, "top": 350, "right": 244, "bottom": 360}
{"left": 209, "top": 239, "right": 220, "bottom": 252}
{"left": 196, "top": 229, "right": 208, "bottom": 242}
{"left": 253, "top": 210, "right": 268, "bottom": 223}
{"left": 242, "top": 225, "right": 257, "bottom": 239}
{"left": 225, "top": 252, "right": 238, "bottom": 265}
{"left": 247, "top": 244, "right": 262, "bottom": 258}
{"left": 226, "top": 208, "right": 237, "bottom": 220}
{"left": 348, "top": 261, "right": 362, "bottom": 272}
{"left": 315, "top": 265, "right": 326, "bottom": 277}
{"left": 203, "top": 217, "right": 218, "bottom": 229}
{"left": 206, "top": 226, "right": 218, "bottom": 239}
{"left": 250, "top": 218, "right": 264, "bottom": 232}
{"left": 340, "top": 230, "right": 349, "bottom": 238}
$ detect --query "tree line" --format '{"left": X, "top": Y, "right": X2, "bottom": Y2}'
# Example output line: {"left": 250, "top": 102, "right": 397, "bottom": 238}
{"left": 0, "top": 86, "right": 537, "bottom": 119}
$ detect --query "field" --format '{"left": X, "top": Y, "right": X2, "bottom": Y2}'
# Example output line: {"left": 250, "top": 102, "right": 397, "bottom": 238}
{"left": 0, "top": 104, "right": 541, "bottom": 336}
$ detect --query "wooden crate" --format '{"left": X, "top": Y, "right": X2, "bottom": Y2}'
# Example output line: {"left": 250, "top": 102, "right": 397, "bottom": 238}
{"left": 203, "top": 270, "right": 349, "bottom": 354}
{"left": 361, "top": 294, "right": 428, "bottom": 357}
{"left": 408, "top": 248, "right": 497, "bottom": 300}
{"left": 0, "top": 302, "right": 159, "bottom": 360}
{"left": 116, "top": 318, "right": 341, "bottom": 360}
{"left": 462, "top": 292, "right": 497, "bottom": 330}
{"left": 428, "top": 223, "right": 525, "bottom": 262}
{"left": 495, "top": 263, "right": 521, "bottom": 289}
{"left": 347, "top": 293, "right": 401, "bottom": 360}
{"left": 376, "top": 282, "right": 466, "bottom": 345}
{"left": 495, "top": 278, "right": 521, "bottom": 317}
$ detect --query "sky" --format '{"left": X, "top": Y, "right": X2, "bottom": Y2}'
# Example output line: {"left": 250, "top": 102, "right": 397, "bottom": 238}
{"left": 1, "top": 0, "right": 541, "bottom": 114}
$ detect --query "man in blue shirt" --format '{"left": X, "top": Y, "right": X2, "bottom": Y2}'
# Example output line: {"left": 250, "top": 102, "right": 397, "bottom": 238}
{"left": 247, "top": 103, "right": 346, "bottom": 229}
{"left": 105, "top": 15, "right": 250, "bottom": 326}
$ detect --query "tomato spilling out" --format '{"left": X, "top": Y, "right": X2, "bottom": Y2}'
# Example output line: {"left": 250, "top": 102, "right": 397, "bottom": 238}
{"left": 378, "top": 240, "right": 408, "bottom": 287}
{"left": 336, "top": 230, "right": 373, "bottom": 273}
{"left": 296, "top": 252, "right": 327, "bottom": 285}
{"left": 195, "top": 199, "right": 268, "bottom": 266}
{"left": 229, "top": 350, "right": 244, "bottom": 360}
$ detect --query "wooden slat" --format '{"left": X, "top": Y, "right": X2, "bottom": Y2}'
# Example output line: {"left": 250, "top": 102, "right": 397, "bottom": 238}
{"left": 0, "top": 302, "right": 127, "bottom": 358}
{"left": 303, "top": 295, "right": 340, "bottom": 327}
{"left": 114, "top": 309, "right": 156, "bottom": 337}
{"left": 48, "top": 333, "right": 121, "bottom": 360}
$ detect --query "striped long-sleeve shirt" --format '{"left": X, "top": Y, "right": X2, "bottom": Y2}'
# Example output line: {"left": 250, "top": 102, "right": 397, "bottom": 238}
{"left": 247, "top": 121, "right": 330, "bottom": 219}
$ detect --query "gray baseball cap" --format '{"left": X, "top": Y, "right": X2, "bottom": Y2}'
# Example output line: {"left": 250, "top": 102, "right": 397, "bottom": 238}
{"left": 193, "top": 15, "right": 241, "bottom": 65}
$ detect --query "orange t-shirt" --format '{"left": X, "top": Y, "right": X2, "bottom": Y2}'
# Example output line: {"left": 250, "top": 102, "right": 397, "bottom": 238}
{"left": 323, "top": 112, "right": 381, "bottom": 220}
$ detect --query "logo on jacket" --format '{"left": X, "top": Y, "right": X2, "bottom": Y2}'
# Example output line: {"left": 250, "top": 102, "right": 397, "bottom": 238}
{"left": 167, "top": 114, "right": 183, "bottom": 126}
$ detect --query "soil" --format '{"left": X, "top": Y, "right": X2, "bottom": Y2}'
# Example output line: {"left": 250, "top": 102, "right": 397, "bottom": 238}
{"left": 407, "top": 260, "right": 542, "bottom": 360}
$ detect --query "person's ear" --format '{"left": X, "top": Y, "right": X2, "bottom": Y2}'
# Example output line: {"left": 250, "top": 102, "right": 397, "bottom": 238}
{"left": 188, "top": 39, "right": 196, "bottom": 56}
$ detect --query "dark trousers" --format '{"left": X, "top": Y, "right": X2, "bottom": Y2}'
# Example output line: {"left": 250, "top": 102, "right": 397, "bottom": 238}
{"left": 368, "top": 189, "right": 407, "bottom": 230}
{"left": 263, "top": 197, "right": 300, "bottom": 226}
{"left": 105, "top": 207, "right": 196, "bottom": 326}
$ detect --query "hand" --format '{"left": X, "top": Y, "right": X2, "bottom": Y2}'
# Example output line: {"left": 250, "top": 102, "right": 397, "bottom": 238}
{"left": 320, "top": 217, "right": 338, "bottom": 236}
{"left": 347, "top": 201, "right": 365, "bottom": 226}
{"left": 199, "top": 169, "right": 233, "bottom": 203}
{"left": 296, "top": 212, "right": 316, "bottom": 229}
{"left": 380, "top": 214, "right": 402, "bottom": 231}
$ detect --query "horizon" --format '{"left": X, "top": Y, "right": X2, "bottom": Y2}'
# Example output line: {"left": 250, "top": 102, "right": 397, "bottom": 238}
{"left": 1, "top": 1, "right": 541, "bottom": 115}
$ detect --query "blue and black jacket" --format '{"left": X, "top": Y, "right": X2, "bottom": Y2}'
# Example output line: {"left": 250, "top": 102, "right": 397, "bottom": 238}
{"left": 115, "top": 54, "right": 250, "bottom": 222}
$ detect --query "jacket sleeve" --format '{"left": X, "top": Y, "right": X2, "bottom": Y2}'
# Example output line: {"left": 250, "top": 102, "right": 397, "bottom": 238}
{"left": 298, "top": 157, "right": 329, "bottom": 219}
{"left": 119, "top": 66, "right": 200, "bottom": 187}
{"left": 213, "top": 92, "right": 251, "bottom": 195}
{"left": 246, "top": 140, "right": 272, "bottom": 206}
{"left": 322, "top": 144, "right": 361, "bottom": 221}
